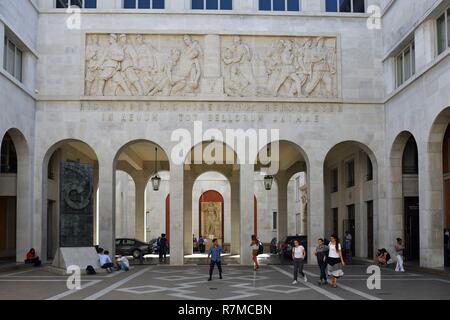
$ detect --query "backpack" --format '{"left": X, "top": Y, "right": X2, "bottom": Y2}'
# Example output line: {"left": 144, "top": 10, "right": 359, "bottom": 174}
{"left": 86, "top": 265, "right": 96, "bottom": 275}
{"left": 258, "top": 242, "right": 264, "bottom": 255}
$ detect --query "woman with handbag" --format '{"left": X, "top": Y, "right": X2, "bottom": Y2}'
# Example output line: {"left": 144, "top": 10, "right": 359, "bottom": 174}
{"left": 326, "top": 234, "right": 345, "bottom": 288}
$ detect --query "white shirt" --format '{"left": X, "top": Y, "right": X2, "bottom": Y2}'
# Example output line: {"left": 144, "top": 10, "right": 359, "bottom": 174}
{"left": 292, "top": 245, "right": 305, "bottom": 259}
{"left": 99, "top": 254, "right": 111, "bottom": 266}
{"left": 328, "top": 243, "right": 342, "bottom": 258}
{"left": 118, "top": 256, "right": 129, "bottom": 268}
{"left": 251, "top": 243, "right": 259, "bottom": 250}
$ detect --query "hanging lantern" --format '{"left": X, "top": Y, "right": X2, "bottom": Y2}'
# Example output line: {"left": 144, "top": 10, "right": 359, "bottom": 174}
{"left": 151, "top": 147, "right": 160, "bottom": 191}
{"left": 151, "top": 173, "right": 161, "bottom": 191}
{"left": 264, "top": 175, "right": 274, "bottom": 191}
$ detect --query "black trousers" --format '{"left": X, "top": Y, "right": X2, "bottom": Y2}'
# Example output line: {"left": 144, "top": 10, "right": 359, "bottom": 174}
{"left": 209, "top": 260, "right": 222, "bottom": 278}
{"left": 159, "top": 248, "right": 167, "bottom": 261}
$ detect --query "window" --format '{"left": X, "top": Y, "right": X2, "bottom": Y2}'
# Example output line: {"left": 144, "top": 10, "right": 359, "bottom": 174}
{"left": 259, "top": 0, "right": 300, "bottom": 11}
{"left": 402, "top": 137, "right": 418, "bottom": 174}
{"left": 0, "top": 133, "right": 17, "bottom": 174}
{"left": 326, "top": 0, "right": 365, "bottom": 13}
{"left": 396, "top": 42, "right": 415, "bottom": 87}
{"left": 192, "top": 0, "right": 232, "bottom": 10}
{"left": 272, "top": 212, "right": 277, "bottom": 230}
{"left": 346, "top": 160, "right": 355, "bottom": 188}
{"left": 366, "top": 155, "right": 373, "bottom": 181}
{"left": 295, "top": 176, "right": 300, "bottom": 202}
{"left": 3, "top": 37, "right": 23, "bottom": 82}
{"left": 331, "top": 168, "right": 338, "bottom": 193}
{"left": 437, "top": 9, "right": 450, "bottom": 55}
{"left": 124, "top": 0, "right": 164, "bottom": 9}
{"left": 55, "top": 0, "right": 97, "bottom": 8}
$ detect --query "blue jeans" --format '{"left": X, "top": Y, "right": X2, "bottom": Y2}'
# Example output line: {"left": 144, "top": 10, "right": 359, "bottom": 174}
{"left": 318, "top": 261, "right": 327, "bottom": 281}
{"left": 209, "top": 260, "right": 222, "bottom": 278}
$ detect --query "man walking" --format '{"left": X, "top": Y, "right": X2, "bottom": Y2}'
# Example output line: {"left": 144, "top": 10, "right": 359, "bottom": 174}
{"left": 208, "top": 239, "right": 223, "bottom": 281}
{"left": 395, "top": 238, "right": 405, "bottom": 272}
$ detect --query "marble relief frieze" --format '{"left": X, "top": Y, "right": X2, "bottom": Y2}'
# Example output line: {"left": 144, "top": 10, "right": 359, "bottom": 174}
{"left": 84, "top": 33, "right": 338, "bottom": 99}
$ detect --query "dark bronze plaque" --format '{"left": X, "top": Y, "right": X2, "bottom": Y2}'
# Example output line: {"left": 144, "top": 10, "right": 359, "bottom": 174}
{"left": 59, "top": 161, "right": 94, "bottom": 247}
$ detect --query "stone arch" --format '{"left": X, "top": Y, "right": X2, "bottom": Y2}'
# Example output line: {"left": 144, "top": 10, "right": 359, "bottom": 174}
{"left": 0, "top": 128, "right": 31, "bottom": 261}
{"left": 323, "top": 140, "right": 379, "bottom": 259}
{"left": 41, "top": 139, "right": 99, "bottom": 260}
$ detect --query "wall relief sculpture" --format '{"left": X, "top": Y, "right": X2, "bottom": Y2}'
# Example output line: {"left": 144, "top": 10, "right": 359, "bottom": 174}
{"left": 85, "top": 34, "right": 203, "bottom": 97}
{"left": 221, "top": 36, "right": 337, "bottom": 98}
{"left": 85, "top": 34, "right": 337, "bottom": 98}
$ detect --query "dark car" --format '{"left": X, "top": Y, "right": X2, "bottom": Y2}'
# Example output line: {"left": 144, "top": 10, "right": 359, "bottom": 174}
{"left": 115, "top": 238, "right": 152, "bottom": 259}
{"left": 279, "top": 235, "right": 308, "bottom": 261}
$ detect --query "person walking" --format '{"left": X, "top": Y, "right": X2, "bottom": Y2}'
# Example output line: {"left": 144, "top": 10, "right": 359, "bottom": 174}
{"left": 159, "top": 233, "right": 168, "bottom": 263}
{"left": 327, "top": 234, "right": 345, "bottom": 288}
{"left": 395, "top": 238, "right": 405, "bottom": 272}
{"left": 199, "top": 235, "right": 205, "bottom": 254}
{"left": 251, "top": 236, "right": 260, "bottom": 271}
{"left": 344, "top": 231, "right": 352, "bottom": 263}
{"left": 292, "top": 239, "right": 307, "bottom": 284}
{"left": 314, "top": 238, "right": 329, "bottom": 285}
{"left": 208, "top": 239, "right": 223, "bottom": 281}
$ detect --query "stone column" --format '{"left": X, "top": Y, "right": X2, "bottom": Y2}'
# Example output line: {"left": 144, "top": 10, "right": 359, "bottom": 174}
{"left": 240, "top": 164, "right": 254, "bottom": 265}
{"left": 230, "top": 170, "right": 240, "bottom": 255}
{"left": 276, "top": 171, "right": 288, "bottom": 241}
{"left": 98, "top": 159, "right": 115, "bottom": 257}
{"left": 133, "top": 174, "right": 146, "bottom": 242}
{"left": 170, "top": 164, "right": 184, "bottom": 265}
{"left": 183, "top": 172, "right": 193, "bottom": 255}
{"left": 308, "top": 160, "right": 325, "bottom": 263}
{"left": 418, "top": 142, "right": 444, "bottom": 269}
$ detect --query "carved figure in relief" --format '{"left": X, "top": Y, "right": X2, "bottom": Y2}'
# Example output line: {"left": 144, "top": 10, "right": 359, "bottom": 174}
{"left": 96, "top": 34, "right": 131, "bottom": 96}
{"left": 149, "top": 49, "right": 183, "bottom": 96}
{"left": 118, "top": 34, "right": 144, "bottom": 96}
{"left": 222, "top": 36, "right": 255, "bottom": 96}
{"left": 175, "top": 35, "right": 202, "bottom": 95}
{"left": 268, "top": 39, "right": 308, "bottom": 97}
{"left": 85, "top": 34, "right": 101, "bottom": 96}
{"left": 134, "top": 34, "right": 158, "bottom": 95}
{"left": 303, "top": 38, "right": 336, "bottom": 97}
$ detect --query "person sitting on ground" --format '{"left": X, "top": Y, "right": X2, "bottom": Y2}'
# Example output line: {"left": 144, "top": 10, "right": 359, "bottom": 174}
{"left": 98, "top": 249, "right": 114, "bottom": 273}
{"left": 115, "top": 255, "right": 130, "bottom": 271}
{"left": 25, "top": 248, "right": 41, "bottom": 267}
{"left": 376, "top": 248, "right": 390, "bottom": 267}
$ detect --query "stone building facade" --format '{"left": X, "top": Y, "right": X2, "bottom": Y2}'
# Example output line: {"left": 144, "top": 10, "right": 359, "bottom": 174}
{"left": 0, "top": 0, "right": 449, "bottom": 268}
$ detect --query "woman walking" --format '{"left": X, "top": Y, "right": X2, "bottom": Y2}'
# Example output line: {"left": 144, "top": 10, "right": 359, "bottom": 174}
{"left": 292, "top": 239, "right": 307, "bottom": 284}
{"left": 327, "top": 234, "right": 345, "bottom": 288}
{"left": 251, "top": 236, "right": 260, "bottom": 271}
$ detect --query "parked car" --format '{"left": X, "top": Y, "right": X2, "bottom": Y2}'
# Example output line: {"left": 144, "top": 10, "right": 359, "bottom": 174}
{"left": 115, "top": 238, "right": 152, "bottom": 259}
{"left": 279, "top": 235, "right": 308, "bottom": 261}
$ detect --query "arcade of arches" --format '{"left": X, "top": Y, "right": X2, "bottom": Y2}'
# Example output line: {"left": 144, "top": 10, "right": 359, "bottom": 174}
{"left": 1, "top": 121, "right": 450, "bottom": 268}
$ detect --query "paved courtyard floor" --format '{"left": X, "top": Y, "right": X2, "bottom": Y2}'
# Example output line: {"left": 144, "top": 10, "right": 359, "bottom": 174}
{"left": 0, "top": 263, "right": 449, "bottom": 300}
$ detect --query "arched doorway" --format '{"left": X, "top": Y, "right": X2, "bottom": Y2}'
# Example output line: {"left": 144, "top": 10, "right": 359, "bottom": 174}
{"left": 42, "top": 140, "right": 99, "bottom": 260}
{"left": 199, "top": 190, "right": 224, "bottom": 251}
{"left": 324, "top": 141, "right": 378, "bottom": 260}
{"left": 114, "top": 141, "right": 170, "bottom": 244}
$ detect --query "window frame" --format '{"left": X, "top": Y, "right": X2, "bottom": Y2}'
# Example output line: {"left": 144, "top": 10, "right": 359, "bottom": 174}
{"left": 395, "top": 41, "right": 415, "bottom": 88}
{"left": 331, "top": 167, "right": 339, "bottom": 193}
{"left": 325, "top": 0, "right": 366, "bottom": 13}
{"left": 3, "top": 36, "right": 23, "bottom": 82}
{"left": 436, "top": 8, "right": 450, "bottom": 56}
{"left": 191, "top": 0, "right": 233, "bottom": 10}
{"left": 123, "top": 0, "right": 165, "bottom": 9}
{"left": 345, "top": 159, "right": 355, "bottom": 188}
{"left": 258, "top": 0, "right": 301, "bottom": 12}
{"left": 55, "top": 0, "right": 97, "bottom": 8}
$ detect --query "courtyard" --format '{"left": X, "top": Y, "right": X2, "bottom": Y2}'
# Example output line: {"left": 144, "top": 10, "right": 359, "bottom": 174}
{"left": 0, "top": 262, "right": 449, "bottom": 300}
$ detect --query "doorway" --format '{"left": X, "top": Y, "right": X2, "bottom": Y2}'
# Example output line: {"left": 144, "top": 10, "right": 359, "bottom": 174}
{"left": 367, "top": 201, "right": 374, "bottom": 259}
{"left": 404, "top": 197, "right": 420, "bottom": 261}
